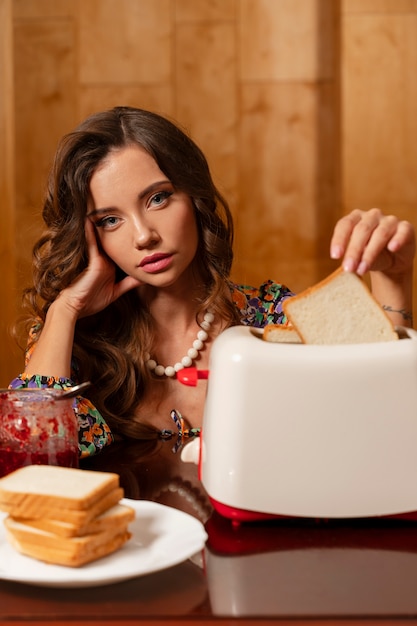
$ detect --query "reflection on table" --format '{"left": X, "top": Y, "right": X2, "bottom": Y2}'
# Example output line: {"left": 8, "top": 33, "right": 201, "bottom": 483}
{"left": 82, "top": 437, "right": 212, "bottom": 524}
{"left": 1, "top": 435, "right": 417, "bottom": 623}
{"left": 205, "top": 511, "right": 417, "bottom": 617}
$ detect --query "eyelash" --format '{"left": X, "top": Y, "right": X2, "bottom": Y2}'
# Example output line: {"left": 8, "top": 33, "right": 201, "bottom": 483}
{"left": 149, "top": 190, "right": 173, "bottom": 207}
{"left": 95, "top": 215, "right": 119, "bottom": 229}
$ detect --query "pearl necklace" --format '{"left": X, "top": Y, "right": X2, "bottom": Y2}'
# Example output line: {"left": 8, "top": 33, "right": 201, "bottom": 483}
{"left": 145, "top": 311, "right": 214, "bottom": 378}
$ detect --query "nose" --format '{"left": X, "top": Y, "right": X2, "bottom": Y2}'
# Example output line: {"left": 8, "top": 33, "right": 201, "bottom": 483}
{"left": 132, "top": 216, "right": 159, "bottom": 249}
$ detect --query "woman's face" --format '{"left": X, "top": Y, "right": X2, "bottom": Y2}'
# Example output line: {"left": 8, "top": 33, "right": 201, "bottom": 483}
{"left": 87, "top": 145, "right": 199, "bottom": 289}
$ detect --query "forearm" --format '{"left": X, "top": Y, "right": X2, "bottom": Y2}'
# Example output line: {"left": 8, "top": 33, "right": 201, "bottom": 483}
{"left": 370, "top": 270, "right": 414, "bottom": 328}
{"left": 24, "top": 299, "right": 78, "bottom": 379}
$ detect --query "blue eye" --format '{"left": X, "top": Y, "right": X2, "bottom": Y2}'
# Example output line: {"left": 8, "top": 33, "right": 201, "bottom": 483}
{"left": 149, "top": 190, "right": 172, "bottom": 207}
{"left": 95, "top": 215, "right": 119, "bottom": 229}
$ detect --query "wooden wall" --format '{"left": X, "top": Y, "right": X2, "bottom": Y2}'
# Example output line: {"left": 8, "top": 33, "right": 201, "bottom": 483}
{"left": 0, "top": 0, "right": 19, "bottom": 385}
{"left": 342, "top": 0, "right": 417, "bottom": 217}
{"left": 0, "top": 0, "right": 416, "bottom": 385}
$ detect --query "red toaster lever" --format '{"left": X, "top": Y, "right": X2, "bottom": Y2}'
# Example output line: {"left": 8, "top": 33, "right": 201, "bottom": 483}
{"left": 176, "top": 368, "right": 209, "bottom": 386}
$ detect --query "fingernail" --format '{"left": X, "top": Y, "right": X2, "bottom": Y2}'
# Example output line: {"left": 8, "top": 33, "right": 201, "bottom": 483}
{"left": 343, "top": 257, "right": 355, "bottom": 272}
{"left": 388, "top": 239, "right": 399, "bottom": 252}
{"left": 357, "top": 261, "right": 368, "bottom": 276}
{"left": 330, "top": 244, "right": 342, "bottom": 259}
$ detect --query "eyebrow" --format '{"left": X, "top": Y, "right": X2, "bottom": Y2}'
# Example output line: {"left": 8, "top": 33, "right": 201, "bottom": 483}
{"left": 87, "top": 179, "right": 172, "bottom": 217}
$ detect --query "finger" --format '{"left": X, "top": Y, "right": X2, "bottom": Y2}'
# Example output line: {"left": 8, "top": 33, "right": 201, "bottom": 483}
{"left": 386, "top": 219, "right": 415, "bottom": 253}
{"left": 84, "top": 218, "right": 100, "bottom": 259}
{"left": 334, "top": 209, "right": 393, "bottom": 273}
{"left": 330, "top": 209, "right": 363, "bottom": 260}
{"left": 344, "top": 214, "right": 400, "bottom": 274}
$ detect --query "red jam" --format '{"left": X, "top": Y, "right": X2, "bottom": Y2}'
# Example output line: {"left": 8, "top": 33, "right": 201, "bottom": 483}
{"left": 0, "top": 390, "right": 79, "bottom": 478}
{"left": 0, "top": 448, "right": 78, "bottom": 478}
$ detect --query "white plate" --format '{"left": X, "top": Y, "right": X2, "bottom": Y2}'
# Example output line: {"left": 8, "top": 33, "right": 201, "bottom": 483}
{"left": 0, "top": 498, "right": 208, "bottom": 588}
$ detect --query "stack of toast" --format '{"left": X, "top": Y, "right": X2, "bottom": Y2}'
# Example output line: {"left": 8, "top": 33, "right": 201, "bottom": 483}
{"left": 0, "top": 465, "right": 135, "bottom": 567}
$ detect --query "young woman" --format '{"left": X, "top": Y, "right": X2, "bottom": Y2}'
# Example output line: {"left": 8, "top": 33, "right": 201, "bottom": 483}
{"left": 10, "top": 107, "right": 415, "bottom": 458}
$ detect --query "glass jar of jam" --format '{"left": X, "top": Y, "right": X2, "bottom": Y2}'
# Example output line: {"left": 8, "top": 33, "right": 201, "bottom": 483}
{"left": 0, "top": 388, "right": 79, "bottom": 478}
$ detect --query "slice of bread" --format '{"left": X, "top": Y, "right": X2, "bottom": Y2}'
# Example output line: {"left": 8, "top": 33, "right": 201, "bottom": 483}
{"left": 15, "top": 502, "right": 136, "bottom": 538}
{"left": 282, "top": 267, "right": 398, "bottom": 345}
{"left": 263, "top": 324, "right": 302, "bottom": 343}
{"left": 0, "top": 465, "right": 120, "bottom": 519}
{"left": 5, "top": 517, "right": 131, "bottom": 567}
{"left": 0, "top": 486, "right": 125, "bottom": 525}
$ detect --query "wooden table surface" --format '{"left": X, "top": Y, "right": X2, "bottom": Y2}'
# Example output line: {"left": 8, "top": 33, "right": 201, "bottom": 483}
{"left": 1, "top": 437, "right": 417, "bottom": 625}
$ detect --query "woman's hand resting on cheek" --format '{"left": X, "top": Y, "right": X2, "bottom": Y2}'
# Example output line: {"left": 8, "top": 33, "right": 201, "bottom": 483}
{"left": 330, "top": 208, "right": 416, "bottom": 279}
{"left": 56, "top": 219, "right": 143, "bottom": 320}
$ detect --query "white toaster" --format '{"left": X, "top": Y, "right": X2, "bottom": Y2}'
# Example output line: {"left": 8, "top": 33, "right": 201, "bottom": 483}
{"left": 182, "top": 325, "right": 417, "bottom": 521}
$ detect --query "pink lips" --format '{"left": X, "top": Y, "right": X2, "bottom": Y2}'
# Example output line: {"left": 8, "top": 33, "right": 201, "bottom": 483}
{"left": 139, "top": 253, "right": 173, "bottom": 273}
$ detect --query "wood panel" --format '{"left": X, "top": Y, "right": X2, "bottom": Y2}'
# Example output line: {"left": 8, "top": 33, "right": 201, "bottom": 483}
{"left": 175, "top": 21, "right": 238, "bottom": 207}
{"left": 238, "top": 82, "right": 339, "bottom": 293}
{"left": 0, "top": 0, "right": 20, "bottom": 385}
{"left": 175, "top": 0, "right": 236, "bottom": 22}
{"left": 78, "top": 0, "right": 171, "bottom": 84}
{"left": 14, "top": 17, "right": 78, "bottom": 286}
{"left": 240, "top": 0, "right": 336, "bottom": 81}
{"left": 342, "top": 13, "right": 417, "bottom": 208}
{"left": 13, "top": 0, "right": 75, "bottom": 18}
{"left": 343, "top": 0, "right": 417, "bottom": 12}
{"left": 237, "top": 0, "right": 340, "bottom": 291}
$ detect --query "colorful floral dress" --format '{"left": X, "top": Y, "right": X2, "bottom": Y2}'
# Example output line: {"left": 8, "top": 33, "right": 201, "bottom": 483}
{"left": 9, "top": 280, "right": 294, "bottom": 456}
{"left": 230, "top": 280, "right": 293, "bottom": 327}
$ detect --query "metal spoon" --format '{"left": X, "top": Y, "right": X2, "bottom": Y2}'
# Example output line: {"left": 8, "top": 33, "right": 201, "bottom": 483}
{"left": 0, "top": 382, "right": 91, "bottom": 399}
{"left": 56, "top": 381, "right": 92, "bottom": 399}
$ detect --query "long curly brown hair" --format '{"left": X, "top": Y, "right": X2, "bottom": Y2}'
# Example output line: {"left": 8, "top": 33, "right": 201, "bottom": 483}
{"left": 21, "top": 106, "right": 240, "bottom": 439}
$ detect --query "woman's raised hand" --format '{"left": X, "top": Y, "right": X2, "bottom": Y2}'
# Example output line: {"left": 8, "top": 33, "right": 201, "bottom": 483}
{"left": 330, "top": 208, "right": 415, "bottom": 278}
{"left": 56, "top": 219, "right": 142, "bottom": 319}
